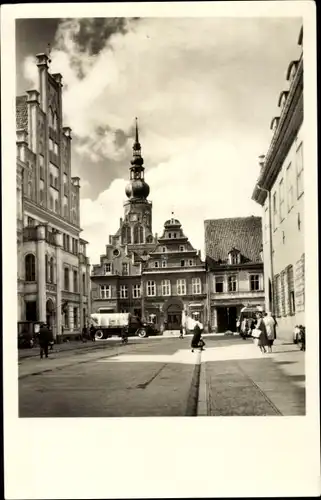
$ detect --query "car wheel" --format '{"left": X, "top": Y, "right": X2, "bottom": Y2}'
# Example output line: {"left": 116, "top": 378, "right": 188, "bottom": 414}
{"left": 138, "top": 328, "right": 147, "bottom": 338}
{"left": 95, "top": 330, "right": 104, "bottom": 340}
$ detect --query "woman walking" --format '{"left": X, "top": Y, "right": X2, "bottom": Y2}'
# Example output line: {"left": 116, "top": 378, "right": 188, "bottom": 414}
{"left": 263, "top": 312, "right": 277, "bottom": 353}
{"left": 254, "top": 311, "right": 269, "bottom": 354}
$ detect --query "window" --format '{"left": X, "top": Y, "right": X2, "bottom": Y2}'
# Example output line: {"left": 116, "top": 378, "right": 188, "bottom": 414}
{"left": 189, "top": 260, "right": 194, "bottom": 266}
{"left": 122, "top": 263, "right": 128, "bottom": 275}
{"left": 25, "top": 254, "right": 36, "bottom": 281}
{"left": 279, "top": 178, "right": 284, "bottom": 222}
{"left": 27, "top": 217, "right": 34, "bottom": 227}
{"left": 296, "top": 142, "right": 304, "bottom": 197}
{"left": 273, "top": 191, "right": 278, "bottom": 230}
{"left": 274, "top": 274, "right": 281, "bottom": 317}
{"left": 250, "top": 274, "right": 260, "bottom": 291}
{"left": 104, "top": 263, "right": 111, "bottom": 274}
{"left": 286, "top": 265, "right": 295, "bottom": 315}
{"left": 120, "top": 285, "right": 128, "bottom": 299}
{"left": 82, "top": 273, "right": 86, "bottom": 294}
{"left": 40, "top": 189, "right": 44, "bottom": 205}
{"left": 49, "top": 138, "right": 54, "bottom": 151}
{"left": 215, "top": 276, "right": 224, "bottom": 293}
{"left": 100, "top": 285, "right": 111, "bottom": 299}
{"left": 162, "top": 247, "right": 167, "bottom": 253}
{"left": 229, "top": 253, "right": 239, "bottom": 265}
{"left": 49, "top": 257, "right": 54, "bottom": 283}
{"left": 73, "top": 270, "right": 78, "bottom": 292}
{"left": 173, "top": 233, "right": 177, "bottom": 238}
{"left": 73, "top": 307, "right": 78, "bottom": 329}
{"left": 49, "top": 174, "right": 53, "bottom": 186}
{"left": 154, "top": 261, "right": 159, "bottom": 268}
{"left": 280, "top": 271, "right": 286, "bottom": 316}
{"left": 66, "top": 235, "right": 70, "bottom": 252}
{"left": 161, "top": 279, "right": 171, "bottom": 296}
{"left": 192, "top": 277, "right": 202, "bottom": 294}
{"left": 45, "top": 254, "right": 49, "bottom": 282}
{"left": 179, "top": 245, "right": 185, "bottom": 252}
{"left": 180, "top": 260, "right": 185, "bottom": 267}
{"left": 161, "top": 260, "right": 167, "bottom": 268}
{"left": 227, "top": 275, "right": 237, "bottom": 292}
{"left": 168, "top": 233, "right": 171, "bottom": 238}
{"left": 286, "top": 162, "right": 294, "bottom": 211}
{"left": 147, "top": 280, "right": 156, "bottom": 297}
{"left": 132, "top": 284, "right": 141, "bottom": 298}
{"left": 54, "top": 143, "right": 59, "bottom": 155}
{"left": 50, "top": 195, "right": 54, "bottom": 211}
{"left": 133, "top": 224, "right": 144, "bottom": 244}
{"left": 177, "top": 279, "right": 186, "bottom": 295}
{"left": 64, "top": 307, "right": 69, "bottom": 328}
{"left": 64, "top": 267, "right": 69, "bottom": 291}
{"left": 54, "top": 199, "right": 59, "bottom": 213}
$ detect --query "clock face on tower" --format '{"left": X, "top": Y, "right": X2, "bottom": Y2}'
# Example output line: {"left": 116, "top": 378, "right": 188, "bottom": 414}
{"left": 129, "top": 214, "right": 138, "bottom": 222}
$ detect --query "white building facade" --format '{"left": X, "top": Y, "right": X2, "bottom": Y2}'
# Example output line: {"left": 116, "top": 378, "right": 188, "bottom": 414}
{"left": 252, "top": 27, "right": 304, "bottom": 342}
{"left": 16, "top": 53, "right": 91, "bottom": 340}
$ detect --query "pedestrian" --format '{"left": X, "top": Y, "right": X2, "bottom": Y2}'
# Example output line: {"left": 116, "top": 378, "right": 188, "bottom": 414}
{"left": 263, "top": 311, "right": 277, "bottom": 353}
{"left": 191, "top": 322, "right": 202, "bottom": 353}
{"left": 38, "top": 323, "right": 52, "bottom": 359}
{"left": 236, "top": 317, "right": 241, "bottom": 333}
{"left": 253, "top": 311, "right": 269, "bottom": 354}
{"left": 81, "top": 324, "right": 88, "bottom": 342}
{"left": 240, "top": 318, "right": 248, "bottom": 339}
{"left": 90, "top": 325, "right": 96, "bottom": 342}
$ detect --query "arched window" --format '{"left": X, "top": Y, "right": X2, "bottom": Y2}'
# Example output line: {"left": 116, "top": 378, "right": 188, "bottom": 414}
{"left": 133, "top": 224, "right": 144, "bottom": 244}
{"left": 49, "top": 257, "right": 54, "bottom": 283}
{"left": 122, "top": 225, "right": 131, "bottom": 244}
{"left": 25, "top": 254, "right": 36, "bottom": 281}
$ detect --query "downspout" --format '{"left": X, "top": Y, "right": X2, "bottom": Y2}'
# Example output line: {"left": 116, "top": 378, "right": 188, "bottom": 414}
{"left": 257, "top": 184, "right": 275, "bottom": 315}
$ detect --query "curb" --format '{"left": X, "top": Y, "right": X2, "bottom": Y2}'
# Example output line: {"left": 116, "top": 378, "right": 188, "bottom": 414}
{"left": 197, "top": 355, "right": 208, "bottom": 416}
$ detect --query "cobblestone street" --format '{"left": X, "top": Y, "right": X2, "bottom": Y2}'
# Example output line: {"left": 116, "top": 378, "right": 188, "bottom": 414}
{"left": 19, "top": 335, "right": 305, "bottom": 418}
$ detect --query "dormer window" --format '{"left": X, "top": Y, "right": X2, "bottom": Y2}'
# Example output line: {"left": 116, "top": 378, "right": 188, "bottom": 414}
{"left": 104, "top": 263, "right": 111, "bottom": 274}
{"left": 278, "top": 91, "right": 289, "bottom": 110}
{"left": 154, "top": 261, "right": 159, "bottom": 268}
{"left": 180, "top": 260, "right": 185, "bottom": 267}
{"left": 173, "top": 233, "right": 177, "bottom": 238}
{"left": 270, "top": 117, "right": 280, "bottom": 133}
{"left": 179, "top": 245, "right": 185, "bottom": 252}
{"left": 162, "top": 247, "right": 167, "bottom": 253}
{"left": 228, "top": 248, "right": 241, "bottom": 265}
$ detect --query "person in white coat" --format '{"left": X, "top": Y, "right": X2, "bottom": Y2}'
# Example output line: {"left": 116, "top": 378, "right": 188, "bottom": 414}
{"left": 263, "top": 312, "right": 277, "bottom": 353}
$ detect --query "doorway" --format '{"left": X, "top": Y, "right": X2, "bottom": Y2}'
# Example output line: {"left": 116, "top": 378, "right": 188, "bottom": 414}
{"left": 216, "top": 306, "right": 237, "bottom": 332}
{"left": 166, "top": 303, "right": 182, "bottom": 330}
{"left": 46, "top": 298, "right": 55, "bottom": 327}
{"left": 25, "top": 301, "right": 37, "bottom": 321}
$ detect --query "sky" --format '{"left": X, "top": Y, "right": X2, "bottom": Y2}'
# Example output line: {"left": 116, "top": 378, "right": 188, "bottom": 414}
{"left": 16, "top": 17, "right": 302, "bottom": 264}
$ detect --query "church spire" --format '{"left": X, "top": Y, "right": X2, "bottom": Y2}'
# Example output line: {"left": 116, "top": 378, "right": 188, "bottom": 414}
{"left": 131, "top": 117, "right": 144, "bottom": 166}
{"left": 125, "top": 118, "right": 150, "bottom": 200}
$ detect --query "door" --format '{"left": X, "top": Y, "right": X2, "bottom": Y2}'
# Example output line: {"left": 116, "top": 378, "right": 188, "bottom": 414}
{"left": 166, "top": 304, "right": 182, "bottom": 330}
{"left": 216, "top": 307, "right": 228, "bottom": 333}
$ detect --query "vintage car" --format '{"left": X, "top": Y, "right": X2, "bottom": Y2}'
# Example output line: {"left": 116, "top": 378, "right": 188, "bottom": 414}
{"left": 90, "top": 313, "right": 158, "bottom": 339}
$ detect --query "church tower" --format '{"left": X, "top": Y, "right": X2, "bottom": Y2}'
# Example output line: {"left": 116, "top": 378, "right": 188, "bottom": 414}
{"left": 121, "top": 118, "right": 154, "bottom": 246}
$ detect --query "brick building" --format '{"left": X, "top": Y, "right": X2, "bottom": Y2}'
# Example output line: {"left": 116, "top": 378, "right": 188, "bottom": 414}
{"left": 252, "top": 26, "right": 304, "bottom": 342}
{"left": 16, "top": 53, "right": 90, "bottom": 340}
{"left": 205, "top": 217, "right": 264, "bottom": 332}
{"left": 91, "top": 120, "right": 207, "bottom": 331}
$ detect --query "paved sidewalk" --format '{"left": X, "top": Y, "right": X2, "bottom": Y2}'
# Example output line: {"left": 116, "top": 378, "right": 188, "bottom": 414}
{"left": 18, "top": 339, "right": 108, "bottom": 359}
{"left": 198, "top": 339, "right": 305, "bottom": 416}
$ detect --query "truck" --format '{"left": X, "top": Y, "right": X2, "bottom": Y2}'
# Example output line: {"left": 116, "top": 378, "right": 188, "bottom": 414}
{"left": 90, "top": 313, "right": 158, "bottom": 339}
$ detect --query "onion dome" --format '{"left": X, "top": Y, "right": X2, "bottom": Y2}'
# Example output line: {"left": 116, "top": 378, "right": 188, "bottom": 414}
{"left": 125, "top": 179, "right": 150, "bottom": 199}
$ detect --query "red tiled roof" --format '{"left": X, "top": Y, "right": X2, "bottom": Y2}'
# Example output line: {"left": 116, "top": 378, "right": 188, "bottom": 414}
{"left": 204, "top": 216, "right": 262, "bottom": 264}
{"left": 16, "top": 96, "right": 28, "bottom": 130}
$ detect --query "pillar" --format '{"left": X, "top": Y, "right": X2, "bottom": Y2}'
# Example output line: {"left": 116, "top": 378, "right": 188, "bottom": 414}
{"left": 36, "top": 53, "right": 49, "bottom": 114}
{"left": 36, "top": 224, "right": 46, "bottom": 322}
{"left": 55, "top": 231, "right": 63, "bottom": 341}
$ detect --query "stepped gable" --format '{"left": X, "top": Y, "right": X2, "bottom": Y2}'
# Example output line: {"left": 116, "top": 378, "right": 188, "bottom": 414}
{"left": 205, "top": 216, "right": 262, "bottom": 264}
{"left": 16, "top": 96, "right": 28, "bottom": 130}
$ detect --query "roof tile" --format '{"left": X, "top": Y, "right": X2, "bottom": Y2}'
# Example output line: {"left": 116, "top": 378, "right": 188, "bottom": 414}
{"left": 204, "top": 216, "right": 262, "bottom": 265}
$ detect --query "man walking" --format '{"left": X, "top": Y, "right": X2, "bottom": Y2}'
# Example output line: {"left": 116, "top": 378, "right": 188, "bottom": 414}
{"left": 39, "top": 323, "right": 52, "bottom": 359}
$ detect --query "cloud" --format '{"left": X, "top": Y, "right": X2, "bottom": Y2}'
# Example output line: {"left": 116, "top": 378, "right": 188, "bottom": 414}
{"left": 21, "top": 17, "right": 302, "bottom": 264}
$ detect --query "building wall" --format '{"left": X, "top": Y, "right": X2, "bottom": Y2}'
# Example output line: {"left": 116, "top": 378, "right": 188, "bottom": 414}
{"left": 263, "top": 123, "right": 304, "bottom": 341}
{"left": 17, "top": 54, "right": 90, "bottom": 339}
